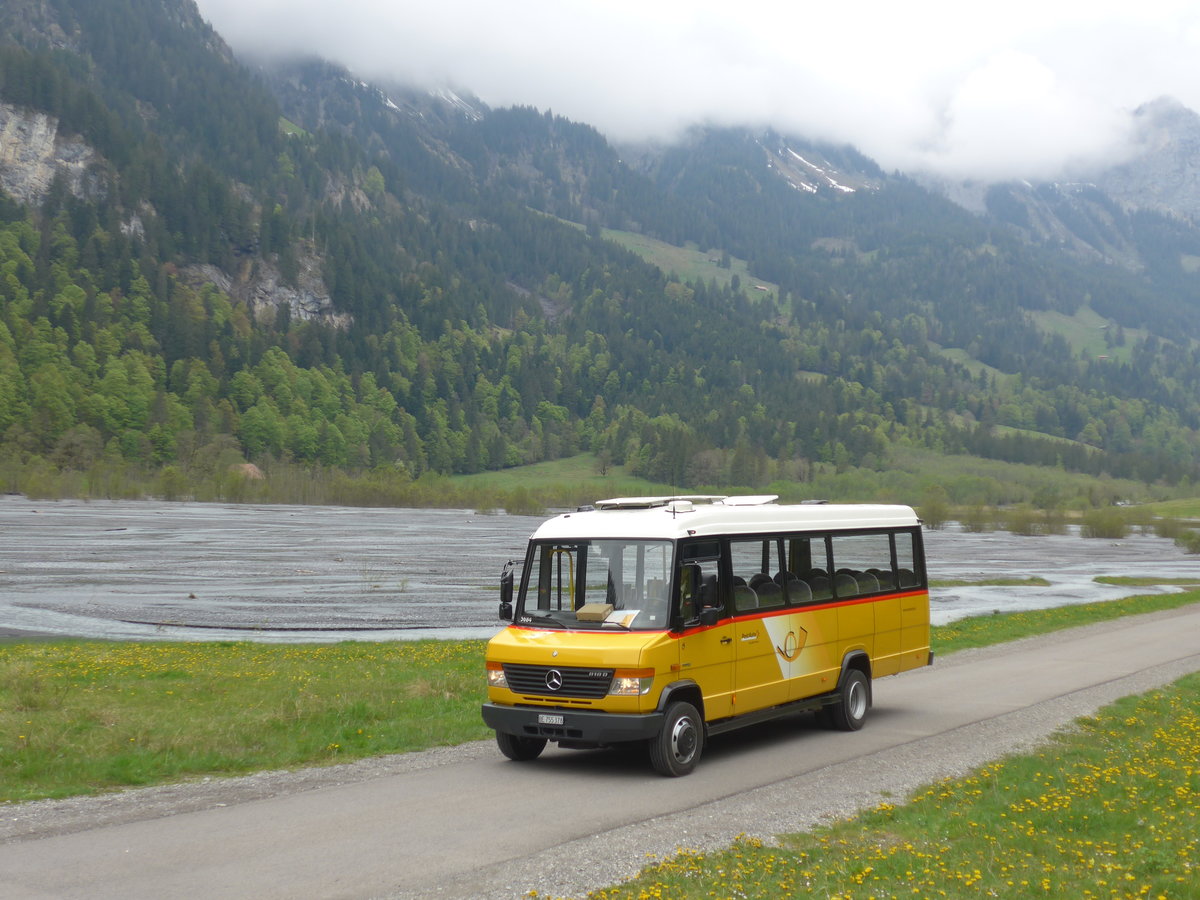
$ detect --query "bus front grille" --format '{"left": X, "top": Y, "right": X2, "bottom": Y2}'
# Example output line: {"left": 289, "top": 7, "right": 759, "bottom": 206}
{"left": 503, "top": 663, "right": 613, "bottom": 698}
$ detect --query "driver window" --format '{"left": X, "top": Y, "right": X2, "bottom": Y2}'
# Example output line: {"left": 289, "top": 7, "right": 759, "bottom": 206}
{"left": 678, "top": 555, "right": 722, "bottom": 624}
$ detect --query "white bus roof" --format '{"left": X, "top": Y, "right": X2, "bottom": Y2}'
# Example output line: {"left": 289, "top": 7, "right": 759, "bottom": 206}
{"left": 530, "top": 496, "right": 921, "bottom": 542}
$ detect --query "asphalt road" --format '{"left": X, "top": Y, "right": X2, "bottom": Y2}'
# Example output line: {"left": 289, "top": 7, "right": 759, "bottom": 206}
{"left": 4, "top": 604, "right": 1200, "bottom": 900}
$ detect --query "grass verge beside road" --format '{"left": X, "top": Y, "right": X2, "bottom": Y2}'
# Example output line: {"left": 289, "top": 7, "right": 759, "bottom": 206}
{"left": 584, "top": 672, "right": 1200, "bottom": 899}
{"left": 2, "top": 589, "right": 1199, "bottom": 806}
{"left": 932, "top": 586, "right": 1200, "bottom": 653}
{"left": 1, "top": 640, "right": 486, "bottom": 803}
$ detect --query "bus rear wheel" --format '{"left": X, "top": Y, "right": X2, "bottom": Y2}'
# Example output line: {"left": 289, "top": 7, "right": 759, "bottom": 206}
{"left": 496, "top": 731, "right": 547, "bottom": 761}
{"left": 826, "top": 668, "right": 870, "bottom": 731}
{"left": 649, "top": 701, "right": 703, "bottom": 776}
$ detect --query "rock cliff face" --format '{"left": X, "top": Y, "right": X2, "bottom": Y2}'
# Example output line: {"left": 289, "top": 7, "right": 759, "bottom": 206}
{"left": 0, "top": 100, "right": 344, "bottom": 326}
{"left": 182, "top": 254, "right": 349, "bottom": 327}
{"left": 0, "top": 101, "right": 100, "bottom": 205}
{"left": 1095, "top": 97, "right": 1200, "bottom": 222}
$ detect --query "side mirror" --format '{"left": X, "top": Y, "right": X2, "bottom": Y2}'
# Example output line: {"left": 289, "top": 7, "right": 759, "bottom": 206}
{"left": 498, "top": 560, "right": 515, "bottom": 621}
{"left": 699, "top": 606, "right": 720, "bottom": 627}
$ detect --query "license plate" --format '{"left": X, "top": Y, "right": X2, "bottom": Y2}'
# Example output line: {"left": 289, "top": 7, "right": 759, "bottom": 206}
{"left": 538, "top": 713, "right": 564, "bottom": 725}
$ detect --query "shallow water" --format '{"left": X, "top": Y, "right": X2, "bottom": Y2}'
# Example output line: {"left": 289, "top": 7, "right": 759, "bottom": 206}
{"left": 2, "top": 496, "right": 1197, "bottom": 641}
{"left": 923, "top": 525, "right": 1200, "bottom": 624}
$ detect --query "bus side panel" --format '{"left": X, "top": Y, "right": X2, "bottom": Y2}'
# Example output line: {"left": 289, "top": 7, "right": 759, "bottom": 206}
{"left": 873, "top": 593, "right": 902, "bottom": 677}
{"left": 761, "top": 607, "right": 840, "bottom": 702}
{"left": 677, "top": 621, "right": 735, "bottom": 720}
{"left": 899, "top": 590, "right": 931, "bottom": 671}
{"left": 838, "top": 599, "right": 874, "bottom": 666}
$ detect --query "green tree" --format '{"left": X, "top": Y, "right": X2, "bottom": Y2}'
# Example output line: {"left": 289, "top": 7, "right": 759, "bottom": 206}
{"left": 27, "top": 364, "right": 76, "bottom": 447}
{"left": 238, "top": 401, "right": 285, "bottom": 459}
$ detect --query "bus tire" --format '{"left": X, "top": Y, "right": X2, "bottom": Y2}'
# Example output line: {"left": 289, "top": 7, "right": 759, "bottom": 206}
{"left": 495, "top": 731, "right": 547, "bottom": 761}
{"left": 649, "top": 701, "right": 703, "bottom": 776}
{"left": 828, "top": 668, "right": 869, "bottom": 731}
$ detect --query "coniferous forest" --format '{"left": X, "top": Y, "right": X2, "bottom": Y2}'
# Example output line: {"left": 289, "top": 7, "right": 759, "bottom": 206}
{"left": 2, "top": 0, "right": 1200, "bottom": 510}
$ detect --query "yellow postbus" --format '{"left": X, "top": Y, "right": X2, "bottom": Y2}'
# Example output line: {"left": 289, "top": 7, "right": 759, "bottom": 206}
{"left": 482, "top": 495, "right": 931, "bottom": 775}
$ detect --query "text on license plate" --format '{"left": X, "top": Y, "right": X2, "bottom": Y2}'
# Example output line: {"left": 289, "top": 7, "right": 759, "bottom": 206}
{"left": 538, "top": 713, "right": 564, "bottom": 725}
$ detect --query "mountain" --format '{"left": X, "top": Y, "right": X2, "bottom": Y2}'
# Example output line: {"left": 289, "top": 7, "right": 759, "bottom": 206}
{"left": 924, "top": 97, "right": 1200, "bottom": 313}
{"left": 2, "top": 0, "right": 1199, "bottom": 508}
{"left": 1095, "top": 97, "right": 1200, "bottom": 222}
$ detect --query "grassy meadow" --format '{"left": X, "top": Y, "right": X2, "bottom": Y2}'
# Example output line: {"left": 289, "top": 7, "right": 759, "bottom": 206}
{"left": 930, "top": 587, "right": 1200, "bottom": 653}
{"left": 582, "top": 673, "right": 1200, "bottom": 899}
{"left": 2, "top": 639, "right": 485, "bottom": 803}
{"left": 1144, "top": 497, "right": 1200, "bottom": 520}
{"left": 11, "top": 441, "right": 1199, "bottom": 522}
{"left": 4, "top": 594, "right": 1200, "bottom": 898}
{"left": 2, "top": 588, "right": 1199, "bottom": 808}
{"left": 1029, "top": 305, "right": 1145, "bottom": 364}
{"left": 599, "top": 228, "right": 780, "bottom": 301}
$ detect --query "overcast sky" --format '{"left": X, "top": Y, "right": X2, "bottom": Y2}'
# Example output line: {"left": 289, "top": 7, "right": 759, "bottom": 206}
{"left": 193, "top": 0, "right": 1200, "bottom": 183}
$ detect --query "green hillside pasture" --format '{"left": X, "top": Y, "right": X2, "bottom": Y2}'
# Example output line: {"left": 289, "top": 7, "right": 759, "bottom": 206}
{"left": 938, "top": 303, "right": 1143, "bottom": 377}
{"left": 1143, "top": 497, "right": 1200, "bottom": 520}
{"left": 278, "top": 116, "right": 308, "bottom": 137}
{"left": 452, "top": 454, "right": 677, "bottom": 510}
{"left": 456, "top": 443, "right": 1174, "bottom": 515}
{"left": 1030, "top": 305, "right": 1143, "bottom": 363}
{"left": 600, "top": 229, "right": 779, "bottom": 300}
{"left": 884, "top": 444, "right": 1160, "bottom": 509}
{"left": 931, "top": 344, "right": 1009, "bottom": 382}
{"left": 791, "top": 444, "right": 1160, "bottom": 511}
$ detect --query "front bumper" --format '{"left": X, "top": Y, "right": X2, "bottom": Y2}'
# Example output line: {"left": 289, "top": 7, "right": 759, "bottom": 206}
{"left": 482, "top": 702, "right": 664, "bottom": 745}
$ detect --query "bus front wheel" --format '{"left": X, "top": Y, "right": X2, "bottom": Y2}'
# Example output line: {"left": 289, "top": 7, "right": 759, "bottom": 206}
{"left": 827, "top": 668, "right": 869, "bottom": 731}
{"left": 496, "top": 731, "right": 547, "bottom": 761}
{"left": 649, "top": 701, "right": 703, "bottom": 776}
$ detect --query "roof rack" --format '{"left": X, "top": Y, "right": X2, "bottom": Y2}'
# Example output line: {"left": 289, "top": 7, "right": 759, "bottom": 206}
{"left": 592, "top": 494, "right": 779, "bottom": 510}
{"left": 593, "top": 495, "right": 724, "bottom": 510}
{"left": 719, "top": 494, "right": 780, "bottom": 506}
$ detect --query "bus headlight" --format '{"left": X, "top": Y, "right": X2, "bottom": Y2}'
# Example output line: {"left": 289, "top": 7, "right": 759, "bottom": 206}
{"left": 486, "top": 661, "right": 508, "bottom": 688}
{"left": 609, "top": 668, "right": 654, "bottom": 696}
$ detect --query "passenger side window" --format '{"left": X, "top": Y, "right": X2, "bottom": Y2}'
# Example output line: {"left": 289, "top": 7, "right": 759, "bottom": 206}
{"left": 894, "top": 530, "right": 923, "bottom": 588}
{"left": 828, "top": 533, "right": 893, "bottom": 597}
{"left": 780, "top": 535, "right": 830, "bottom": 604}
{"left": 728, "top": 538, "right": 774, "bottom": 613}
{"left": 729, "top": 536, "right": 807, "bottom": 609}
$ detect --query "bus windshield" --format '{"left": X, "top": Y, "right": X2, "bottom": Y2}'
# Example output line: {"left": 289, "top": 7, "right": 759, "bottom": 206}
{"left": 518, "top": 539, "right": 673, "bottom": 631}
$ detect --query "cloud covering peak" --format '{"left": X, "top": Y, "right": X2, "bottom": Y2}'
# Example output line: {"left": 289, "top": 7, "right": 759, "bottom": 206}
{"left": 193, "top": 0, "right": 1200, "bottom": 182}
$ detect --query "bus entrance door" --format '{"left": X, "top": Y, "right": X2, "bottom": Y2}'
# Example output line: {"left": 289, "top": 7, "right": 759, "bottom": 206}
{"left": 677, "top": 620, "right": 733, "bottom": 720}
{"left": 733, "top": 617, "right": 787, "bottom": 712}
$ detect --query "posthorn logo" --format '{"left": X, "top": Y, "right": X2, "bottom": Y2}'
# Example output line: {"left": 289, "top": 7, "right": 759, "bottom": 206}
{"left": 775, "top": 627, "right": 809, "bottom": 662}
